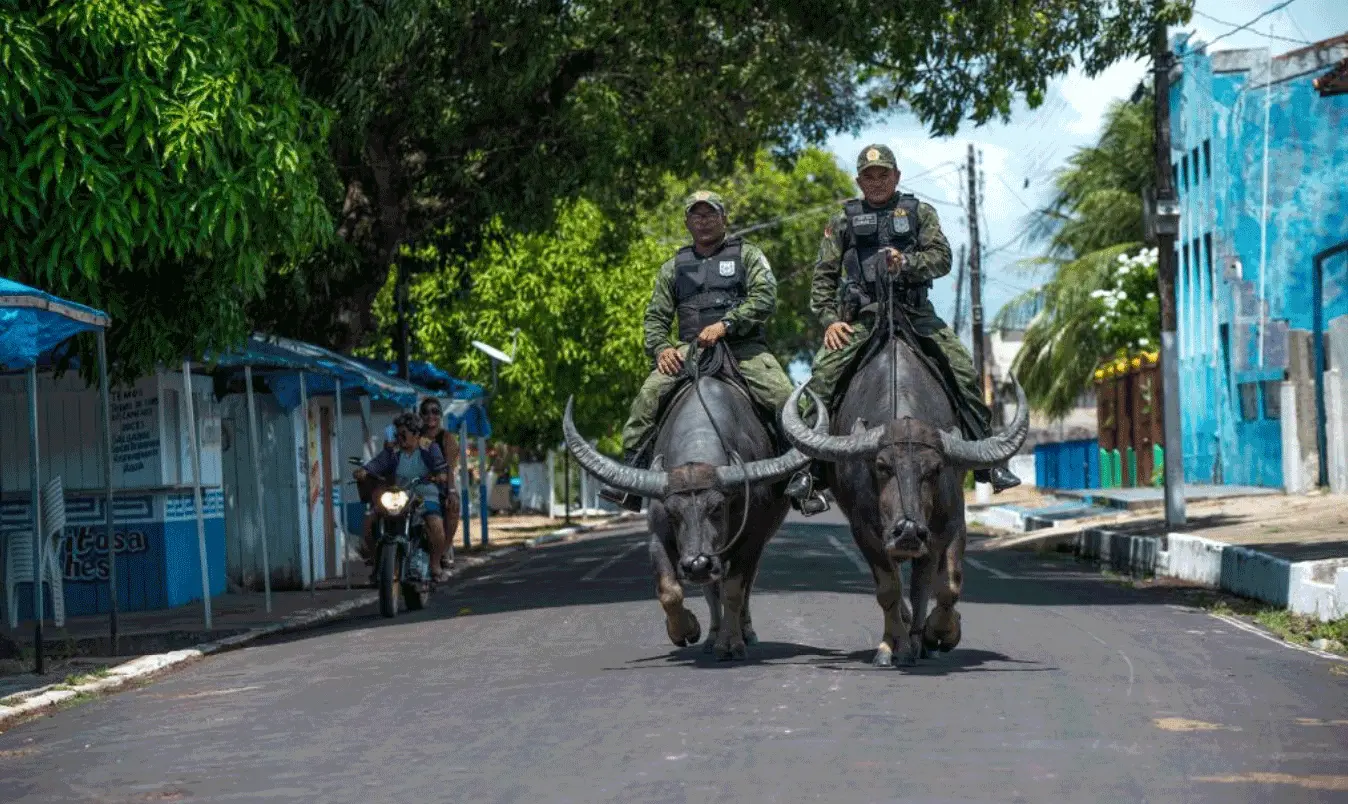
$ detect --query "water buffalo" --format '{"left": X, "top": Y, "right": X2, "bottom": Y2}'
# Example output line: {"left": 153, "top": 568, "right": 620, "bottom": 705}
{"left": 780, "top": 334, "right": 1027, "bottom": 667}
{"left": 562, "top": 376, "right": 828, "bottom": 660}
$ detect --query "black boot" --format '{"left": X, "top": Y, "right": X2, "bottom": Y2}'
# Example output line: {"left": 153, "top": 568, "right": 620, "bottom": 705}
{"left": 973, "top": 465, "right": 1021, "bottom": 494}
{"left": 785, "top": 465, "right": 830, "bottom": 516}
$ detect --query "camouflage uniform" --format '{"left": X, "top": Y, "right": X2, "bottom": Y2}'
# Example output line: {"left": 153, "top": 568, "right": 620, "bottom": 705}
{"left": 804, "top": 199, "right": 991, "bottom": 438}
{"left": 621, "top": 237, "right": 794, "bottom": 454}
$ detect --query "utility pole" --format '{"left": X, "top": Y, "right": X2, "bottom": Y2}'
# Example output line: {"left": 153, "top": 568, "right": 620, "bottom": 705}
{"left": 966, "top": 143, "right": 985, "bottom": 400}
{"left": 952, "top": 243, "right": 967, "bottom": 337}
{"left": 1151, "top": 13, "right": 1186, "bottom": 527}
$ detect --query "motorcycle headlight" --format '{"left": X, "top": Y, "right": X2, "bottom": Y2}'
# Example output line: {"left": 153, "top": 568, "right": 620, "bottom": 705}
{"left": 379, "top": 490, "right": 410, "bottom": 515}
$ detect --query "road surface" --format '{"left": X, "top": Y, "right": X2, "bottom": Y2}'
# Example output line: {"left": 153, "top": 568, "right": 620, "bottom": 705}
{"left": 2, "top": 512, "right": 1346, "bottom": 803}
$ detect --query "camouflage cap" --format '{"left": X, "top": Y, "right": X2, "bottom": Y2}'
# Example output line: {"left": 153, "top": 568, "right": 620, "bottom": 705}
{"left": 683, "top": 189, "right": 727, "bottom": 216}
{"left": 856, "top": 144, "right": 897, "bottom": 173}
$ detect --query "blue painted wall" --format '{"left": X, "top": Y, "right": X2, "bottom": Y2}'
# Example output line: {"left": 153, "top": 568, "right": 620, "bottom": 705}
{"left": 1170, "top": 35, "right": 1348, "bottom": 488}
{"left": 3, "top": 489, "right": 226, "bottom": 622}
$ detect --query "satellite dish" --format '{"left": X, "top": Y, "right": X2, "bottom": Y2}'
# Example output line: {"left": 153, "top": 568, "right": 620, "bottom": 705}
{"left": 472, "top": 340, "right": 513, "bottom": 364}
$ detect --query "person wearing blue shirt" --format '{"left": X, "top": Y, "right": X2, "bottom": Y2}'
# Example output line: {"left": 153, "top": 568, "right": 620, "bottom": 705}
{"left": 355, "top": 412, "right": 452, "bottom": 582}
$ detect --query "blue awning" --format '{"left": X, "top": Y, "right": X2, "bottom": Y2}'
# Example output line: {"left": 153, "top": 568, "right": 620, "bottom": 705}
{"left": 206, "top": 334, "right": 423, "bottom": 410}
{"left": 351, "top": 357, "right": 486, "bottom": 401}
{"left": 349, "top": 357, "right": 492, "bottom": 437}
{"left": 0, "top": 278, "right": 110, "bottom": 370}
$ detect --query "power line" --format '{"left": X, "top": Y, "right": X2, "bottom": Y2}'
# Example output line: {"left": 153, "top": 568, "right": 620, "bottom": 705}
{"left": 1192, "top": 9, "right": 1311, "bottom": 45}
{"left": 1190, "top": 0, "right": 1302, "bottom": 51}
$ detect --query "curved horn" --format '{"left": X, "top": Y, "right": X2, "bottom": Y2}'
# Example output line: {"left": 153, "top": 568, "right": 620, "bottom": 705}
{"left": 939, "top": 377, "right": 1031, "bottom": 469}
{"left": 779, "top": 383, "right": 884, "bottom": 462}
{"left": 715, "top": 390, "right": 831, "bottom": 488}
{"left": 562, "top": 397, "right": 668, "bottom": 498}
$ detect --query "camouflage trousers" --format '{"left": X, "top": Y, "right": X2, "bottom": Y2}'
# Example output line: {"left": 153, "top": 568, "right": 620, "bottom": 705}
{"left": 804, "top": 308, "right": 993, "bottom": 438}
{"left": 621, "top": 344, "right": 795, "bottom": 455}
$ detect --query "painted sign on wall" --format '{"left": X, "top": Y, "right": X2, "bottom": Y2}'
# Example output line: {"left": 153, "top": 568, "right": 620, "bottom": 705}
{"left": 109, "top": 379, "right": 162, "bottom": 487}
{"left": 59, "top": 525, "right": 151, "bottom": 582}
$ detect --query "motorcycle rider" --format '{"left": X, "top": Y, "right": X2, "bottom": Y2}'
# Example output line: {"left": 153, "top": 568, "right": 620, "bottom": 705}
{"left": 354, "top": 412, "right": 452, "bottom": 582}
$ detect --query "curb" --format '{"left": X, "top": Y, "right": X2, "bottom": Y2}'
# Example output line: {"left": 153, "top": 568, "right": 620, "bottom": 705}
{"left": 1071, "top": 526, "right": 1348, "bottom": 623}
{"left": 0, "top": 518, "right": 645, "bottom": 732}
{"left": 524, "top": 512, "right": 643, "bottom": 548}
{"left": 0, "top": 592, "right": 372, "bottom": 731}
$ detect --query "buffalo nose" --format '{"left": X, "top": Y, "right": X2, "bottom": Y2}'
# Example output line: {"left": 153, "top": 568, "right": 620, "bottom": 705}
{"left": 680, "top": 554, "right": 715, "bottom": 581}
{"left": 888, "top": 520, "right": 929, "bottom": 553}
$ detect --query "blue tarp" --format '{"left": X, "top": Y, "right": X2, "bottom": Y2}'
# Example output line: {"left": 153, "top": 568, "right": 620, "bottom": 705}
{"left": 207, "top": 334, "right": 423, "bottom": 411}
{"left": 0, "top": 278, "right": 109, "bottom": 369}
{"left": 352, "top": 357, "right": 492, "bottom": 438}
{"left": 352, "top": 357, "right": 485, "bottom": 401}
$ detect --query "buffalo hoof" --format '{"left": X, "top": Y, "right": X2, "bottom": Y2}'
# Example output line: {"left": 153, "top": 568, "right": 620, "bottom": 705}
{"left": 924, "top": 607, "right": 962, "bottom": 653}
{"left": 715, "top": 638, "right": 747, "bottom": 661}
{"left": 702, "top": 627, "right": 719, "bottom": 654}
{"left": 742, "top": 625, "right": 759, "bottom": 645}
{"left": 872, "top": 645, "right": 896, "bottom": 668}
{"left": 667, "top": 608, "right": 701, "bottom": 647}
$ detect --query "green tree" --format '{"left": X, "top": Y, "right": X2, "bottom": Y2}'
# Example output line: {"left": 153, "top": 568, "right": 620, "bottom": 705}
{"left": 386, "top": 199, "right": 664, "bottom": 456}
{"left": 999, "top": 94, "right": 1158, "bottom": 417}
{"left": 253, "top": 0, "right": 1188, "bottom": 353}
{"left": 0, "top": 0, "right": 331, "bottom": 380}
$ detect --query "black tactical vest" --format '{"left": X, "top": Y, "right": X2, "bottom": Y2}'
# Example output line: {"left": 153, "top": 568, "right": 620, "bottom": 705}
{"left": 840, "top": 194, "right": 926, "bottom": 302}
{"left": 672, "top": 238, "right": 760, "bottom": 344}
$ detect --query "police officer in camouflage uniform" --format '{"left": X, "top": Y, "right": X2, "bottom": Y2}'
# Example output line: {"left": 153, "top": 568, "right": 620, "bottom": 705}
{"left": 783, "top": 145, "right": 1021, "bottom": 509}
{"left": 599, "top": 190, "right": 824, "bottom": 513}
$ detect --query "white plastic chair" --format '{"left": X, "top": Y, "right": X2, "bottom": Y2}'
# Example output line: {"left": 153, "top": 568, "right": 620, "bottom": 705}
{"left": 2, "top": 477, "right": 67, "bottom": 629}
{"left": 41, "top": 476, "right": 67, "bottom": 628}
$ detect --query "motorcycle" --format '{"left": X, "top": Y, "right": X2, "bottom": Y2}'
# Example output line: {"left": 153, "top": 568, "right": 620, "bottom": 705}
{"left": 349, "top": 457, "right": 435, "bottom": 618}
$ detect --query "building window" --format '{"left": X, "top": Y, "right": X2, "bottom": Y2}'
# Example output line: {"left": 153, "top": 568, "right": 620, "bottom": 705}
{"left": 1182, "top": 241, "right": 1191, "bottom": 285}
{"left": 1191, "top": 147, "right": 1200, "bottom": 185}
{"left": 1238, "top": 382, "right": 1259, "bottom": 421}
{"left": 1172, "top": 165, "right": 1180, "bottom": 195}
{"left": 1203, "top": 139, "right": 1212, "bottom": 177}
{"left": 1181, "top": 154, "right": 1190, "bottom": 191}
{"left": 1262, "top": 381, "right": 1281, "bottom": 420}
{"left": 1207, "top": 232, "right": 1218, "bottom": 285}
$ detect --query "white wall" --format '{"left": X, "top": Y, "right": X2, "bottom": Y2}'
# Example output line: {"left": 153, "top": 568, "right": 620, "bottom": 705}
{"left": 0, "top": 369, "right": 221, "bottom": 496}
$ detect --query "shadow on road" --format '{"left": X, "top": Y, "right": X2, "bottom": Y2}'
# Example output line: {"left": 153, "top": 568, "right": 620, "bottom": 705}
{"left": 245, "top": 522, "right": 1235, "bottom": 658}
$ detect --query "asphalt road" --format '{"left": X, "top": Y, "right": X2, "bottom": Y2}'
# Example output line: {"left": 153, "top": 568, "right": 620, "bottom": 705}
{"left": 2, "top": 513, "right": 1347, "bottom": 803}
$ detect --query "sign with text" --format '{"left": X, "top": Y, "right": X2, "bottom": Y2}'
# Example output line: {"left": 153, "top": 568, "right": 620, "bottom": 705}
{"left": 110, "top": 378, "right": 162, "bottom": 487}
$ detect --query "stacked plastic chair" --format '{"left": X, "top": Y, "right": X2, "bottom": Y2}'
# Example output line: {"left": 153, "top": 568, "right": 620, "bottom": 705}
{"left": 3, "top": 475, "right": 66, "bottom": 629}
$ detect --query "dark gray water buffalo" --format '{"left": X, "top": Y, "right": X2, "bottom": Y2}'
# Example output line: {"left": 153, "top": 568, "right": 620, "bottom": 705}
{"left": 563, "top": 379, "right": 827, "bottom": 660}
{"left": 780, "top": 335, "right": 1027, "bottom": 667}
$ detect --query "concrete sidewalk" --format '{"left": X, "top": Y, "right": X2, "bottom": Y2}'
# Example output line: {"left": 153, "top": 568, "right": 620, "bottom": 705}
{"left": 976, "top": 490, "right": 1348, "bottom": 623}
{"left": 0, "top": 512, "right": 644, "bottom": 729}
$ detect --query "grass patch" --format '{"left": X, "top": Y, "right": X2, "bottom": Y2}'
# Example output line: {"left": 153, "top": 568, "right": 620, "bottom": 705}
{"left": 1205, "top": 600, "right": 1348, "bottom": 654}
{"left": 62, "top": 667, "right": 111, "bottom": 688}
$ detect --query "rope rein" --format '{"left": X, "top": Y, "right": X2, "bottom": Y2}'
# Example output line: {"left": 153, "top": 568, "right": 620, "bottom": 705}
{"left": 684, "top": 342, "right": 751, "bottom": 559}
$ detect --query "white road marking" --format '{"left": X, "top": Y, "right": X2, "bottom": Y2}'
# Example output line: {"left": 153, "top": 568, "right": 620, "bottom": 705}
{"left": 1118, "top": 650, "right": 1135, "bottom": 698}
{"left": 964, "top": 556, "right": 1018, "bottom": 580}
{"left": 582, "top": 540, "right": 647, "bottom": 582}
{"left": 825, "top": 534, "right": 869, "bottom": 574}
{"left": 1207, "top": 612, "right": 1348, "bottom": 663}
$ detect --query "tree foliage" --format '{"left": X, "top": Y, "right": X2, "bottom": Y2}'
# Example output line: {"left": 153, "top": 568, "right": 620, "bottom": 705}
{"left": 385, "top": 200, "right": 664, "bottom": 456}
{"left": 1001, "top": 94, "right": 1159, "bottom": 417}
{"left": 252, "top": 0, "right": 1188, "bottom": 353}
{"left": 0, "top": 0, "right": 331, "bottom": 381}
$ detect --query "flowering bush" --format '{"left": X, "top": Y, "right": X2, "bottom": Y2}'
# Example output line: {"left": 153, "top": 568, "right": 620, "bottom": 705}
{"left": 1089, "top": 247, "right": 1160, "bottom": 357}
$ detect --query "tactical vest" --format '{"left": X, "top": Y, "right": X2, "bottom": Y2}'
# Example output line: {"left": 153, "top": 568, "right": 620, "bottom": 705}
{"left": 672, "top": 238, "right": 761, "bottom": 344}
{"left": 840, "top": 194, "right": 927, "bottom": 307}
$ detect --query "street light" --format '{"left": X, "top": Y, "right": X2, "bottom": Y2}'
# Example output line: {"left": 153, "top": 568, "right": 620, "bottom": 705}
{"left": 469, "top": 331, "right": 518, "bottom": 545}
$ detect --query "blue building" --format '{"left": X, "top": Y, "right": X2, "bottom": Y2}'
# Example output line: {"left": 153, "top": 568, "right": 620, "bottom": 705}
{"left": 1170, "top": 34, "right": 1348, "bottom": 490}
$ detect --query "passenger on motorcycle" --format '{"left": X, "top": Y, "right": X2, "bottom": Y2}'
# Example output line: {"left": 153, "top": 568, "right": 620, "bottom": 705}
{"left": 354, "top": 412, "right": 452, "bottom": 582}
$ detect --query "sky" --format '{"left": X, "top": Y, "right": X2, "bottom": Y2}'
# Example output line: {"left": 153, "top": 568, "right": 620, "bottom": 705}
{"left": 814, "top": 0, "right": 1348, "bottom": 366}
